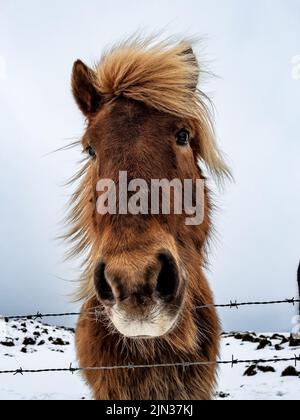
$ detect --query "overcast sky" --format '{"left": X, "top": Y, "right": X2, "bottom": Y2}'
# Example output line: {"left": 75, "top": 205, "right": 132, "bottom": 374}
{"left": 0, "top": 0, "right": 299, "bottom": 332}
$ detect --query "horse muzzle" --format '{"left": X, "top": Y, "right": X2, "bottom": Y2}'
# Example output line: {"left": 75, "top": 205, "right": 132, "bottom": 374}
{"left": 94, "top": 251, "right": 184, "bottom": 338}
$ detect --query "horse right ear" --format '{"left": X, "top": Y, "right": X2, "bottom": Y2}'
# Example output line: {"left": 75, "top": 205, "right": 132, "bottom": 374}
{"left": 180, "top": 47, "right": 199, "bottom": 91}
{"left": 71, "top": 60, "right": 103, "bottom": 117}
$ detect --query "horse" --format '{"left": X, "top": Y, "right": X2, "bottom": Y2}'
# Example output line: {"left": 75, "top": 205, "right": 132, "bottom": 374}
{"left": 66, "top": 37, "right": 230, "bottom": 400}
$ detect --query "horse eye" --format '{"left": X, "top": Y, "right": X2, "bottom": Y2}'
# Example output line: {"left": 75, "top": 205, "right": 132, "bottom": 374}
{"left": 86, "top": 145, "right": 96, "bottom": 160}
{"left": 176, "top": 129, "right": 190, "bottom": 146}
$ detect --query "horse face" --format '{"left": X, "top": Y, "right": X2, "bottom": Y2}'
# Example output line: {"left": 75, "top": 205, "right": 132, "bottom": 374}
{"left": 86, "top": 99, "right": 202, "bottom": 338}
{"left": 71, "top": 61, "right": 203, "bottom": 339}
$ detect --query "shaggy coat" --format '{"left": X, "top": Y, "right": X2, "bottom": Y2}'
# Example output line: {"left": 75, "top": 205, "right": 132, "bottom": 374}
{"left": 67, "top": 38, "right": 230, "bottom": 400}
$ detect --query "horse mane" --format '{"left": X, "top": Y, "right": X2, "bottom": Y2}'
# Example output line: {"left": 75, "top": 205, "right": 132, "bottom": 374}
{"left": 92, "top": 37, "right": 231, "bottom": 181}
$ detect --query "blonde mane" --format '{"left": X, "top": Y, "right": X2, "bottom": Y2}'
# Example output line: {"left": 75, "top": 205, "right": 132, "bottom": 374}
{"left": 92, "top": 37, "right": 230, "bottom": 180}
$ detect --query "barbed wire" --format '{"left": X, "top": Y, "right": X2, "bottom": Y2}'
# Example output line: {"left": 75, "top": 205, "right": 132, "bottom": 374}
{"left": 1, "top": 297, "right": 299, "bottom": 321}
{"left": 196, "top": 297, "right": 300, "bottom": 310}
{"left": 0, "top": 355, "right": 299, "bottom": 376}
{"left": 2, "top": 312, "right": 81, "bottom": 321}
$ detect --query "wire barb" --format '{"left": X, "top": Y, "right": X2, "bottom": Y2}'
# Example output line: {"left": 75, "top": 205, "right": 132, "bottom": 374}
{"left": 231, "top": 355, "right": 238, "bottom": 368}
{"left": 14, "top": 368, "right": 24, "bottom": 376}
{"left": 286, "top": 298, "right": 296, "bottom": 306}
{"left": 230, "top": 301, "right": 239, "bottom": 310}
{"left": 33, "top": 312, "right": 43, "bottom": 321}
{"left": 69, "top": 363, "right": 76, "bottom": 375}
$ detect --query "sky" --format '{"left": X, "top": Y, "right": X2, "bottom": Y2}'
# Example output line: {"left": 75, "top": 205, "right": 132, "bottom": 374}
{"left": 0, "top": 0, "right": 299, "bottom": 332}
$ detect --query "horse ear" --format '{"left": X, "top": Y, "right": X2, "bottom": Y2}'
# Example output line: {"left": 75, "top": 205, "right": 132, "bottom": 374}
{"left": 181, "top": 47, "right": 199, "bottom": 91}
{"left": 72, "top": 60, "right": 103, "bottom": 117}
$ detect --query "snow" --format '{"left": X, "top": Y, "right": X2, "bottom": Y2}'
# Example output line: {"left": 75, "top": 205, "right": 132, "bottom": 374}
{"left": 0, "top": 318, "right": 90, "bottom": 400}
{"left": 0, "top": 318, "right": 299, "bottom": 400}
{"left": 218, "top": 332, "right": 300, "bottom": 400}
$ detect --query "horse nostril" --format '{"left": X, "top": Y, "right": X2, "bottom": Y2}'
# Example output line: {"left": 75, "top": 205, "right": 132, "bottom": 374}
{"left": 156, "top": 252, "right": 179, "bottom": 302}
{"left": 94, "top": 263, "right": 115, "bottom": 302}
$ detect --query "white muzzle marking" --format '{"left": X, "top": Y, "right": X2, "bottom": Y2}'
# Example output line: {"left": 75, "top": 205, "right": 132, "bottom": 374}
{"left": 110, "top": 309, "right": 178, "bottom": 338}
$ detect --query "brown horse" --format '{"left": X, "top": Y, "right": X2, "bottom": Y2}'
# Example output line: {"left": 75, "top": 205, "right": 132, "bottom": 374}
{"left": 67, "top": 37, "right": 230, "bottom": 400}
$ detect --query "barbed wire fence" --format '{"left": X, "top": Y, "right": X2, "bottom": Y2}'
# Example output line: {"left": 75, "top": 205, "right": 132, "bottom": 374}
{"left": 2, "top": 297, "right": 300, "bottom": 321}
{"left": 1, "top": 355, "right": 300, "bottom": 376}
{"left": 1, "top": 297, "right": 300, "bottom": 376}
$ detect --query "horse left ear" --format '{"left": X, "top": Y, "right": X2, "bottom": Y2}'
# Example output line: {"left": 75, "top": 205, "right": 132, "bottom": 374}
{"left": 71, "top": 60, "right": 103, "bottom": 117}
{"left": 181, "top": 47, "right": 200, "bottom": 91}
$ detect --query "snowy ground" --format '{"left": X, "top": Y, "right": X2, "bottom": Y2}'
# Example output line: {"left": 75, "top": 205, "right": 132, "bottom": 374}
{"left": 0, "top": 318, "right": 299, "bottom": 400}
{"left": 218, "top": 332, "right": 300, "bottom": 400}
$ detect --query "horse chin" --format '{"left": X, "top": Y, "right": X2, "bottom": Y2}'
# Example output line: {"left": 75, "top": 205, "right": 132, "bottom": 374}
{"left": 110, "top": 310, "right": 179, "bottom": 339}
